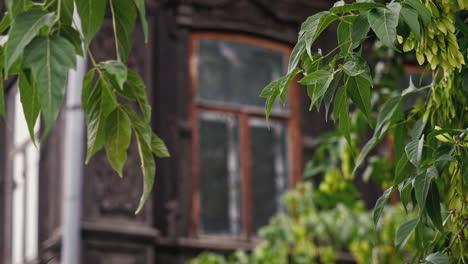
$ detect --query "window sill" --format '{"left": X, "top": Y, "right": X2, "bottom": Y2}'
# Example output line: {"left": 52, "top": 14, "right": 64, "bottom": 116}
{"left": 155, "top": 235, "right": 260, "bottom": 251}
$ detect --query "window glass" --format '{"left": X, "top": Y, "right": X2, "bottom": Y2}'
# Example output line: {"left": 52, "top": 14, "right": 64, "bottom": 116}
{"left": 197, "top": 38, "right": 285, "bottom": 109}
{"left": 199, "top": 111, "right": 241, "bottom": 235}
{"left": 250, "top": 119, "right": 288, "bottom": 233}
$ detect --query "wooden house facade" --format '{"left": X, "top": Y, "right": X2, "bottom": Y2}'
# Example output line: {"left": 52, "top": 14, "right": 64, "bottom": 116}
{"left": 0, "top": 1, "right": 364, "bottom": 263}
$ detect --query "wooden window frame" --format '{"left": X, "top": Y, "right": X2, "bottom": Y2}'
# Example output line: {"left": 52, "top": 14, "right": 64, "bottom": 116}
{"left": 188, "top": 32, "right": 302, "bottom": 242}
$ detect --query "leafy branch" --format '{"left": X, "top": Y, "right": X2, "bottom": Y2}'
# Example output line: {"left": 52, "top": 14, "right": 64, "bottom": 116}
{"left": 261, "top": 0, "right": 467, "bottom": 261}
{"left": 0, "top": 0, "right": 168, "bottom": 213}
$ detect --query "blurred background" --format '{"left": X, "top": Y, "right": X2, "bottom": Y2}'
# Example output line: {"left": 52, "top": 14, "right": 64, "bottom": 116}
{"left": 0, "top": 0, "right": 429, "bottom": 263}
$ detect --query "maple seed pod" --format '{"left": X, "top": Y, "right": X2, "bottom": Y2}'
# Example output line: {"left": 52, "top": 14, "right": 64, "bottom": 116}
{"left": 436, "top": 22, "right": 447, "bottom": 35}
{"left": 403, "top": 39, "right": 414, "bottom": 52}
{"left": 428, "top": 24, "right": 435, "bottom": 36}
{"left": 431, "top": 43, "right": 438, "bottom": 54}
{"left": 397, "top": 35, "right": 404, "bottom": 44}
{"left": 442, "top": 18, "right": 455, "bottom": 33}
{"left": 416, "top": 52, "right": 425, "bottom": 65}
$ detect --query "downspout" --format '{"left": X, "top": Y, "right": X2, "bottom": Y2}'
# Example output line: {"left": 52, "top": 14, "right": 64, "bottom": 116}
{"left": 61, "top": 10, "right": 86, "bottom": 264}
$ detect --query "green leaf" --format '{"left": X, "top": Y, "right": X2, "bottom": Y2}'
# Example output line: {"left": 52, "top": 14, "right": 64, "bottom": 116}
{"left": 22, "top": 35, "right": 77, "bottom": 137}
{"left": 287, "top": 37, "right": 305, "bottom": 73}
{"left": 18, "top": 71, "right": 40, "bottom": 144}
{"left": 395, "top": 217, "right": 419, "bottom": 249}
{"left": 0, "top": 13, "right": 12, "bottom": 34}
{"left": 100, "top": 60, "right": 128, "bottom": 89}
{"left": 411, "top": 117, "right": 426, "bottom": 140}
{"left": 300, "top": 69, "right": 334, "bottom": 108}
{"left": 337, "top": 16, "right": 355, "bottom": 55}
{"left": 125, "top": 70, "right": 151, "bottom": 122}
{"left": 76, "top": 0, "right": 107, "bottom": 45}
{"left": 334, "top": 86, "right": 351, "bottom": 144}
{"left": 351, "top": 13, "right": 370, "bottom": 49}
{"left": 346, "top": 76, "right": 372, "bottom": 120}
{"left": 330, "top": 2, "right": 384, "bottom": 14}
{"left": 46, "top": 0, "right": 74, "bottom": 25}
{"left": 341, "top": 54, "right": 372, "bottom": 83}
{"left": 132, "top": 0, "right": 149, "bottom": 43}
{"left": 424, "top": 252, "right": 449, "bottom": 264}
{"left": 84, "top": 79, "right": 118, "bottom": 162}
{"left": 400, "top": 5, "right": 421, "bottom": 40}
{"left": 59, "top": 25, "right": 84, "bottom": 57}
{"left": 260, "top": 77, "right": 283, "bottom": 120}
{"left": 135, "top": 125, "right": 155, "bottom": 214}
{"left": 4, "top": 9, "right": 55, "bottom": 74}
{"left": 82, "top": 69, "right": 96, "bottom": 111}
{"left": 405, "top": 0, "right": 431, "bottom": 26}
{"left": 122, "top": 104, "right": 155, "bottom": 214}
{"left": 353, "top": 128, "right": 387, "bottom": 174}
{"left": 110, "top": 0, "right": 137, "bottom": 62}
{"left": 5, "top": 0, "right": 25, "bottom": 18}
{"left": 368, "top": 2, "right": 401, "bottom": 50}
{"left": 393, "top": 122, "right": 407, "bottom": 160}
{"left": 324, "top": 71, "right": 342, "bottom": 121}
{"left": 61, "top": 0, "right": 75, "bottom": 25}
{"left": 304, "top": 12, "right": 338, "bottom": 57}
{"left": 299, "top": 70, "right": 333, "bottom": 86}
{"left": 375, "top": 96, "right": 402, "bottom": 135}
{"left": 399, "top": 179, "right": 413, "bottom": 211}
{"left": 105, "top": 108, "right": 132, "bottom": 177}
{"left": 373, "top": 186, "right": 394, "bottom": 226}
{"left": 426, "top": 182, "right": 443, "bottom": 232}
{"left": 299, "top": 12, "right": 327, "bottom": 37}
{"left": 405, "top": 136, "right": 424, "bottom": 168}
{"left": 414, "top": 166, "right": 437, "bottom": 211}
{"left": 279, "top": 68, "right": 301, "bottom": 104}
{"left": 151, "top": 132, "right": 170, "bottom": 158}
{"left": 427, "top": 128, "right": 468, "bottom": 142}
{"left": 394, "top": 154, "right": 409, "bottom": 184}
{"left": 300, "top": 52, "right": 322, "bottom": 75}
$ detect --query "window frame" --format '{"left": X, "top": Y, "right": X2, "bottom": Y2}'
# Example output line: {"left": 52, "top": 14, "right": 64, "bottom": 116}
{"left": 188, "top": 32, "right": 302, "bottom": 241}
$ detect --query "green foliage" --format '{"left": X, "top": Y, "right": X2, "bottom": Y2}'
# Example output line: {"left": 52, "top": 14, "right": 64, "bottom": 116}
{"left": 110, "top": 0, "right": 136, "bottom": 62}
{"left": 23, "top": 35, "right": 77, "bottom": 136}
{"left": 76, "top": 0, "right": 106, "bottom": 44}
{"left": 105, "top": 108, "right": 132, "bottom": 177}
{"left": 190, "top": 182, "right": 422, "bottom": 264}
{"left": 258, "top": 0, "right": 467, "bottom": 261}
{"left": 4, "top": 9, "right": 55, "bottom": 74}
{"left": 368, "top": 2, "right": 401, "bottom": 50}
{"left": 0, "top": 0, "right": 168, "bottom": 213}
{"left": 18, "top": 71, "right": 40, "bottom": 143}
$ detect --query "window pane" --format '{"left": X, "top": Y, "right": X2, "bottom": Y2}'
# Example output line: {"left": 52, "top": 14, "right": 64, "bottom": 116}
{"left": 199, "top": 112, "right": 241, "bottom": 235}
{"left": 197, "top": 38, "right": 285, "bottom": 109}
{"left": 250, "top": 119, "right": 288, "bottom": 233}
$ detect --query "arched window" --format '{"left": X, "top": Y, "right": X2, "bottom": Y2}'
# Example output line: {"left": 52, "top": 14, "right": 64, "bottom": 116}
{"left": 189, "top": 33, "right": 302, "bottom": 239}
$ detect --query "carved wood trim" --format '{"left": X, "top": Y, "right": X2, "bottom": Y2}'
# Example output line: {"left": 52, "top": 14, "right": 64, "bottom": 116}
{"left": 82, "top": 220, "right": 160, "bottom": 243}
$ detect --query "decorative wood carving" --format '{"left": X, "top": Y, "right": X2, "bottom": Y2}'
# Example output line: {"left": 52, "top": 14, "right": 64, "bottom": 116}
{"left": 171, "top": 0, "right": 335, "bottom": 44}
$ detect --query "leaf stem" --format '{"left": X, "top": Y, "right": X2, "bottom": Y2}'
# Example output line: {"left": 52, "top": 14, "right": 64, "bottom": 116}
{"left": 446, "top": 220, "right": 468, "bottom": 253}
{"left": 53, "top": 0, "right": 62, "bottom": 24}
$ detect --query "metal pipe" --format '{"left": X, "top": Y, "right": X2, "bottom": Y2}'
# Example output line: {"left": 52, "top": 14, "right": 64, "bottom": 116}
{"left": 60, "top": 10, "right": 87, "bottom": 264}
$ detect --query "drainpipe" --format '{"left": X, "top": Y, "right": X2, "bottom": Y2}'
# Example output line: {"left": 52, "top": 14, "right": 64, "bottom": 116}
{"left": 61, "top": 11, "right": 86, "bottom": 264}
